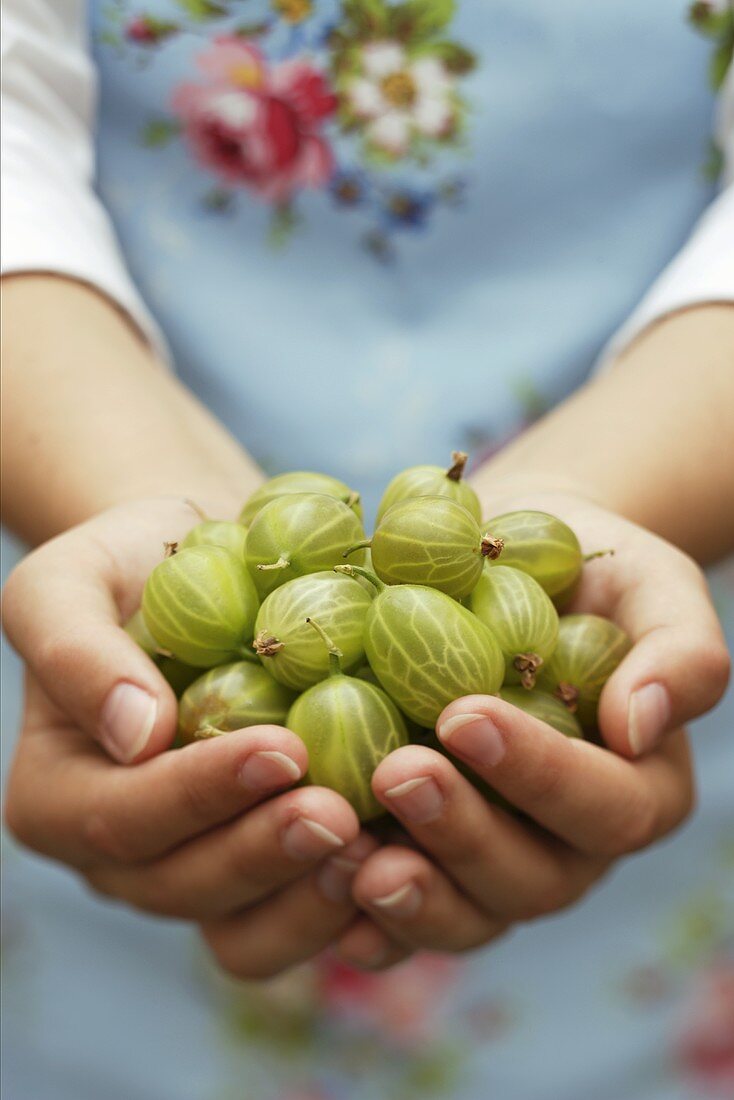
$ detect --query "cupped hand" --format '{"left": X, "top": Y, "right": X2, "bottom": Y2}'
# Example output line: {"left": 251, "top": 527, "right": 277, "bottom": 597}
{"left": 335, "top": 496, "right": 730, "bottom": 967}
{"left": 2, "top": 498, "right": 374, "bottom": 978}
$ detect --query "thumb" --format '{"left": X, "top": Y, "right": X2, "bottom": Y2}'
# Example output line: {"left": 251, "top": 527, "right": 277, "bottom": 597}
{"left": 3, "top": 536, "right": 179, "bottom": 764}
{"left": 597, "top": 557, "right": 730, "bottom": 758}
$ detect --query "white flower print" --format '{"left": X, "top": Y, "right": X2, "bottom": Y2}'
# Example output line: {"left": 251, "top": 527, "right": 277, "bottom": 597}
{"left": 348, "top": 41, "right": 456, "bottom": 155}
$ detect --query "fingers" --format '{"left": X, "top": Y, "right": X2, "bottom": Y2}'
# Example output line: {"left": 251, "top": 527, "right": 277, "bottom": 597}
{"left": 597, "top": 549, "right": 730, "bottom": 756}
{"left": 87, "top": 787, "right": 361, "bottom": 919}
{"left": 351, "top": 846, "right": 507, "bottom": 953}
{"left": 7, "top": 683, "right": 309, "bottom": 866}
{"left": 200, "top": 835, "right": 377, "bottom": 980}
{"left": 336, "top": 918, "right": 412, "bottom": 971}
{"left": 1, "top": 504, "right": 202, "bottom": 762}
{"left": 371, "top": 744, "right": 608, "bottom": 919}
{"left": 436, "top": 695, "right": 695, "bottom": 857}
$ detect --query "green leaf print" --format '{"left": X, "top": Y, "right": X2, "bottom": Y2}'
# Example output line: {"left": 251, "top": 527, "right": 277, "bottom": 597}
{"left": 174, "top": 0, "right": 228, "bottom": 20}
{"left": 140, "top": 118, "right": 181, "bottom": 147}
{"left": 342, "top": 0, "right": 390, "bottom": 38}
{"left": 387, "top": 0, "right": 455, "bottom": 42}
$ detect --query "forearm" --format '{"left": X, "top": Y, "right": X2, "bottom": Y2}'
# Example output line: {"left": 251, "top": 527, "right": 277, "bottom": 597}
{"left": 1, "top": 275, "right": 262, "bottom": 544}
{"left": 472, "top": 305, "right": 734, "bottom": 563}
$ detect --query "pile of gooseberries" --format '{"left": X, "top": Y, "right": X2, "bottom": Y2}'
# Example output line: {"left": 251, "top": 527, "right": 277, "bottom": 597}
{"left": 130, "top": 454, "right": 629, "bottom": 821}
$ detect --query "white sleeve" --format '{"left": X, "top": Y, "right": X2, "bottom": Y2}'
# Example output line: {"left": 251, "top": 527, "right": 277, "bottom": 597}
{"left": 1, "top": 0, "right": 168, "bottom": 359}
{"left": 600, "top": 63, "right": 734, "bottom": 364}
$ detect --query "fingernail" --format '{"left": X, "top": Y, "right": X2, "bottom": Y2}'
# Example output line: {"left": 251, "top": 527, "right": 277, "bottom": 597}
{"left": 317, "top": 855, "right": 363, "bottom": 904}
{"left": 239, "top": 751, "right": 302, "bottom": 791}
{"left": 384, "top": 776, "right": 444, "bottom": 824}
{"left": 628, "top": 683, "right": 671, "bottom": 756}
{"left": 371, "top": 881, "right": 422, "bottom": 920}
{"left": 282, "top": 816, "right": 345, "bottom": 861}
{"left": 437, "top": 711, "right": 505, "bottom": 766}
{"left": 99, "top": 682, "right": 157, "bottom": 763}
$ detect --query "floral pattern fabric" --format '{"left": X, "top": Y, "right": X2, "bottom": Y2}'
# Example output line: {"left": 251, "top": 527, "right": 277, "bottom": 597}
{"left": 102, "top": 0, "right": 476, "bottom": 254}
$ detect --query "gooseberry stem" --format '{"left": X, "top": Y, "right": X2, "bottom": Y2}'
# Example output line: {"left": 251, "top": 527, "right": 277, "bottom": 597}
{"left": 344, "top": 491, "right": 362, "bottom": 511}
{"left": 343, "top": 540, "right": 372, "bottom": 558}
{"left": 583, "top": 548, "right": 615, "bottom": 562}
{"left": 305, "top": 617, "right": 343, "bottom": 677}
{"left": 257, "top": 556, "right": 291, "bottom": 572}
{"left": 184, "top": 499, "right": 210, "bottom": 522}
{"left": 446, "top": 451, "right": 468, "bottom": 482}
{"left": 334, "top": 564, "right": 385, "bottom": 592}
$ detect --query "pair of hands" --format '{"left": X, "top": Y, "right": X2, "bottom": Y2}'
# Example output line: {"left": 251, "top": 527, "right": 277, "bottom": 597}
{"left": 2, "top": 494, "right": 730, "bottom": 977}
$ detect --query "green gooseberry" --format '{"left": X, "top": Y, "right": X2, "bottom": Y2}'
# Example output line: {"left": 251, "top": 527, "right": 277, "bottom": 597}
{"left": 124, "top": 609, "right": 199, "bottom": 697}
{"left": 245, "top": 493, "right": 367, "bottom": 599}
{"left": 253, "top": 571, "right": 373, "bottom": 691}
{"left": 124, "top": 608, "right": 159, "bottom": 657}
{"left": 469, "top": 565, "right": 559, "bottom": 688}
{"left": 536, "top": 614, "right": 631, "bottom": 729}
{"left": 499, "top": 687, "right": 583, "bottom": 738}
{"left": 483, "top": 510, "right": 583, "bottom": 603}
{"left": 353, "top": 496, "right": 500, "bottom": 600}
{"left": 178, "top": 660, "right": 296, "bottom": 745}
{"left": 286, "top": 620, "right": 408, "bottom": 822}
{"left": 180, "top": 519, "right": 248, "bottom": 559}
{"left": 142, "top": 545, "right": 259, "bottom": 668}
{"left": 158, "top": 656, "right": 202, "bottom": 699}
{"left": 239, "top": 471, "right": 362, "bottom": 526}
{"left": 339, "top": 565, "right": 504, "bottom": 729}
{"left": 376, "top": 451, "right": 481, "bottom": 524}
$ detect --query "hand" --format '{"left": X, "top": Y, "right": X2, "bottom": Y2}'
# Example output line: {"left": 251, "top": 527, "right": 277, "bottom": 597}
{"left": 2, "top": 498, "right": 374, "bottom": 978}
{"left": 333, "top": 496, "right": 730, "bottom": 967}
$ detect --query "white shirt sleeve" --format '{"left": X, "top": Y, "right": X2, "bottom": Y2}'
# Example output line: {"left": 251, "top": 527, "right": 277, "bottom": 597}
{"left": 599, "top": 62, "right": 734, "bottom": 364}
{"left": 1, "top": 0, "right": 169, "bottom": 359}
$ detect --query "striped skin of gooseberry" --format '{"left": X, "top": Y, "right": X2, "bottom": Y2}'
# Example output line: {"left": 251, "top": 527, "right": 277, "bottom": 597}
{"left": 376, "top": 451, "right": 482, "bottom": 524}
{"left": 239, "top": 471, "right": 362, "bottom": 526}
{"left": 286, "top": 621, "right": 408, "bottom": 821}
{"left": 536, "top": 613, "right": 631, "bottom": 730}
{"left": 245, "top": 493, "right": 367, "bottom": 599}
{"left": 499, "top": 687, "right": 583, "bottom": 738}
{"left": 365, "top": 497, "right": 498, "bottom": 600}
{"left": 253, "top": 571, "right": 373, "bottom": 691}
{"left": 125, "top": 608, "right": 159, "bottom": 657}
{"left": 468, "top": 565, "right": 559, "bottom": 688}
{"left": 484, "top": 510, "right": 583, "bottom": 604}
{"left": 125, "top": 610, "right": 199, "bottom": 697}
{"left": 178, "top": 660, "right": 296, "bottom": 745}
{"left": 180, "top": 520, "right": 248, "bottom": 559}
{"left": 340, "top": 566, "right": 504, "bottom": 728}
{"left": 142, "top": 545, "right": 260, "bottom": 668}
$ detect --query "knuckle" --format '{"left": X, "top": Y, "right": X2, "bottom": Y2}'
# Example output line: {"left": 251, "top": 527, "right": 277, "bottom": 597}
{"left": 608, "top": 796, "right": 658, "bottom": 855}
{"left": 81, "top": 804, "right": 139, "bottom": 864}
{"left": 1, "top": 557, "right": 37, "bottom": 641}
{"left": 3, "top": 783, "right": 36, "bottom": 851}
{"left": 701, "top": 642, "right": 732, "bottom": 705}
{"left": 526, "top": 751, "right": 566, "bottom": 806}
{"left": 202, "top": 928, "right": 280, "bottom": 982}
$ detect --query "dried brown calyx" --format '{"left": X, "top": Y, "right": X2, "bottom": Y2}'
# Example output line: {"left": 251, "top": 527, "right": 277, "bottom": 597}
{"left": 253, "top": 631, "right": 285, "bottom": 658}
{"left": 513, "top": 653, "right": 543, "bottom": 690}
{"left": 446, "top": 451, "right": 469, "bottom": 482}
{"left": 480, "top": 535, "right": 505, "bottom": 560}
{"left": 555, "top": 681, "right": 580, "bottom": 712}
{"left": 163, "top": 541, "right": 178, "bottom": 557}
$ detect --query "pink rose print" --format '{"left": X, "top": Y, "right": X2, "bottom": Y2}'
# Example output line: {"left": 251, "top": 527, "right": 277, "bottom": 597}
{"left": 676, "top": 961, "right": 734, "bottom": 1096}
{"left": 172, "top": 37, "right": 336, "bottom": 203}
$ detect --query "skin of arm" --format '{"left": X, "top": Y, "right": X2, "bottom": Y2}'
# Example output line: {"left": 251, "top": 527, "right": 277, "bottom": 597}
{"left": 471, "top": 304, "right": 734, "bottom": 563}
{"left": 1, "top": 274, "right": 262, "bottom": 543}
